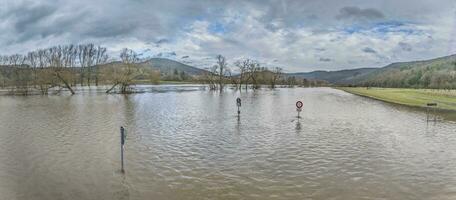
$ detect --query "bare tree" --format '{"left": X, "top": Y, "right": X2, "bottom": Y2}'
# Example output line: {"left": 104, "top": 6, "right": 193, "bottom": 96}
{"left": 234, "top": 59, "right": 251, "bottom": 91}
{"left": 34, "top": 49, "right": 55, "bottom": 94}
{"left": 247, "top": 61, "right": 261, "bottom": 89}
{"left": 77, "top": 44, "right": 96, "bottom": 86}
{"left": 10, "top": 54, "right": 29, "bottom": 94}
{"left": 47, "top": 45, "right": 77, "bottom": 95}
{"left": 93, "top": 46, "right": 108, "bottom": 86}
{"left": 26, "top": 51, "right": 40, "bottom": 88}
{"left": 77, "top": 45, "right": 86, "bottom": 86}
{"left": 227, "top": 68, "right": 239, "bottom": 89}
{"left": 270, "top": 67, "right": 283, "bottom": 88}
{"left": 86, "top": 44, "right": 96, "bottom": 86}
{"left": 215, "top": 55, "right": 227, "bottom": 91}
{"left": 105, "top": 48, "right": 141, "bottom": 94}
{"left": 203, "top": 65, "right": 218, "bottom": 90}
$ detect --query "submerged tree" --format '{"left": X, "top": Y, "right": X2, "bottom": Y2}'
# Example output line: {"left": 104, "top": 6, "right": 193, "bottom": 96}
{"left": 247, "top": 61, "right": 261, "bottom": 89}
{"left": 270, "top": 67, "right": 283, "bottom": 88}
{"left": 203, "top": 55, "right": 230, "bottom": 91}
{"left": 234, "top": 59, "right": 251, "bottom": 91}
{"left": 47, "top": 45, "right": 78, "bottom": 94}
{"left": 93, "top": 46, "right": 109, "bottom": 86}
{"left": 216, "top": 55, "right": 228, "bottom": 91}
{"left": 105, "top": 48, "right": 144, "bottom": 94}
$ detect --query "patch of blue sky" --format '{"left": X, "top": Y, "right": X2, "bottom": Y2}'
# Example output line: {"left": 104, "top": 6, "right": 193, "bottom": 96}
{"left": 208, "top": 21, "right": 226, "bottom": 34}
{"left": 342, "top": 25, "right": 362, "bottom": 34}
{"left": 372, "top": 21, "right": 423, "bottom": 35}
{"left": 342, "top": 21, "right": 424, "bottom": 36}
{"left": 193, "top": 15, "right": 205, "bottom": 21}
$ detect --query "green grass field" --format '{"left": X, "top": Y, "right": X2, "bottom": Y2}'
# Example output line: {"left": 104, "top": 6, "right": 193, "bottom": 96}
{"left": 338, "top": 87, "right": 456, "bottom": 111}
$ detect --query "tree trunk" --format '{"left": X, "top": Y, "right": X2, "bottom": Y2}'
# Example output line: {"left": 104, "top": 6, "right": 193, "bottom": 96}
{"left": 80, "top": 68, "right": 84, "bottom": 87}
{"left": 55, "top": 73, "right": 75, "bottom": 95}
{"left": 87, "top": 67, "right": 91, "bottom": 87}
{"left": 106, "top": 82, "right": 119, "bottom": 94}
{"left": 95, "top": 74, "right": 99, "bottom": 86}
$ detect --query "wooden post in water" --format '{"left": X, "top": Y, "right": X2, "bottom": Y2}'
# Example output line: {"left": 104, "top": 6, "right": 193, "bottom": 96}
{"left": 426, "top": 103, "right": 437, "bottom": 123}
{"left": 120, "top": 126, "right": 126, "bottom": 173}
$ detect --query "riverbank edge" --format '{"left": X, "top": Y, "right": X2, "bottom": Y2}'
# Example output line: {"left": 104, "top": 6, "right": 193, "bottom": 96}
{"left": 335, "top": 87, "right": 456, "bottom": 112}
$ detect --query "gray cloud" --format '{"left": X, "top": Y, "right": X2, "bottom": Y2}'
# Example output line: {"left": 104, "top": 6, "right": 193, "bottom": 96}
{"left": 0, "top": 0, "right": 453, "bottom": 72}
{"left": 156, "top": 51, "right": 177, "bottom": 58}
{"left": 156, "top": 39, "right": 169, "bottom": 44}
{"left": 362, "top": 47, "right": 377, "bottom": 54}
{"left": 83, "top": 21, "right": 137, "bottom": 38}
{"left": 398, "top": 42, "right": 412, "bottom": 52}
{"left": 1, "top": 1, "right": 90, "bottom": 43}
{"left": 336, "top": 6, "right": 384, "bottom": 21}
{"left": 319, "top": 57, "right": 332, "bottom": 62}
{"left": 9, "top": 4, "right": 57, "bottom": 33}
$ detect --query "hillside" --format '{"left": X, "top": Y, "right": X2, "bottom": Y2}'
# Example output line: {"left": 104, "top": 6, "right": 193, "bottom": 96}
{"left": 287, "top": 68, "right": 377, "bottom": 84}
{"left": 141, "top": 58, "right": 207, "bottom": 75}
{"left": 96, "top": 58, "right": 207, "bottom": 76}
{"left": 359, "top": 55, "right": 456, "bottom": 88}
{"left": 289, "top": 54, "right": 456, "bottom": 89}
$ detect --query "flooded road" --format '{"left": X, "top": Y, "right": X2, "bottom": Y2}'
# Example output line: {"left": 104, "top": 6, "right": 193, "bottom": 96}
{"left": 0, "top": 87, "right": 455, "bottom": 200}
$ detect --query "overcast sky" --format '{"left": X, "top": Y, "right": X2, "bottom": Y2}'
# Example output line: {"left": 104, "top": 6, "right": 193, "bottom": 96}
{"left": 1, "top": 0, "right": 455, "bottom": 72}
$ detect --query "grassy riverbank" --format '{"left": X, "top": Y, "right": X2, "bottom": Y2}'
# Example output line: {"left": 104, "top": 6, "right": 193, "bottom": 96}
{"left": 338, "top": 87, "right": 456, "bottom": 111}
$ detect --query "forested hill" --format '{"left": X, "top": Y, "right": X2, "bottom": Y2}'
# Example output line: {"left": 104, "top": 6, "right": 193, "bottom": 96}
{"left": 358, "top": 55, "right": 456, "bottom": 89}
{"left": 289, "top": 54, "right": 456, "bottom": 89}
{"left": 142, "top": 58, "right": 207, "bottom": 75}
{"left": 287, "top": 68, "right": 377, "bottom": 84}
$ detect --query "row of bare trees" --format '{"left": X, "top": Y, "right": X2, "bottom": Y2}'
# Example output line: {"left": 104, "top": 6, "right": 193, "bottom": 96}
{"left": 0, "top": 49, "right": 323, "bottom": 95}
{"left": 0, "top": 44, "right": 109, "bottom": 95}
{"left": 204, "top": 55, "right": 286, "bottom": 91}
{"left": 203, "top": 54, "right": 327, "bottom": 91}
{"left": 0, "top": 44, "right": 162, "bottom": 95}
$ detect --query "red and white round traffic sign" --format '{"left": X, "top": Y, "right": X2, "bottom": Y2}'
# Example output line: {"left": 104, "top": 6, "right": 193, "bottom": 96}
{"left": 296, "top": 101, "right": 303, "bottom": 109}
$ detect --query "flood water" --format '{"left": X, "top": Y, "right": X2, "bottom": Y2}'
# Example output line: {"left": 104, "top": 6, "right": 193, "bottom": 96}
{"left": 1, "top": 86, "right": 456, "bottom": 200}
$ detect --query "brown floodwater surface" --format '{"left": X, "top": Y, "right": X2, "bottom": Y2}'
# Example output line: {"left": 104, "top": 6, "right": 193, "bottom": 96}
{"left": 0, "top": 86, "right": 455, "bottom": 200}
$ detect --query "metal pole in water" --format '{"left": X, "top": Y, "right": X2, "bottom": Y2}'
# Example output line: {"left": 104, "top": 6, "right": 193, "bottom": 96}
{"left": 236, "top": 98, "right": 241, "bottom": 116}
{"left": 120, "top": 126, "right": 125, "bottom": 173}
{"left": 433, "top": 106, "right": 437, "bottom": 122}
{"left": 426, "top": 107, "right": 429, "bottom": 122}
{"left": 296, "top": 101, "right": 303, "bottom": 119}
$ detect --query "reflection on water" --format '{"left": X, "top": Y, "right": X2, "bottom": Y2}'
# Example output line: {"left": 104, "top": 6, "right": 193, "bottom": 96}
{"left": 295, "top": 120, "right": 302, "bottom": 131}
{"left": 0, "top": 86, "right": 456, "bottom": 200}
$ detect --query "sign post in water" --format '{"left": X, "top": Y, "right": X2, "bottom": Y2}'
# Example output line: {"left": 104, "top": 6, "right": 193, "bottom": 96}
{"left": 120, "top": 126, "right": 126, "bottom": 173}
{"left": 296, "top": 101, "right": 303, "bottom": 118}
{"left": 236, "top": 97, "right": 242, "bottom": 116}
{"left": 426, "top": 102, "right": 438, "bottom": 123}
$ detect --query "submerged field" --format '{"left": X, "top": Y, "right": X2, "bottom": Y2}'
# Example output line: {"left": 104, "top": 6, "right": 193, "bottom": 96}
{"left": 338, "top": 87, "right": 456, "bottom": 111}
{"left": 1, "top": 86, "right": 456, "bottom": 200}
